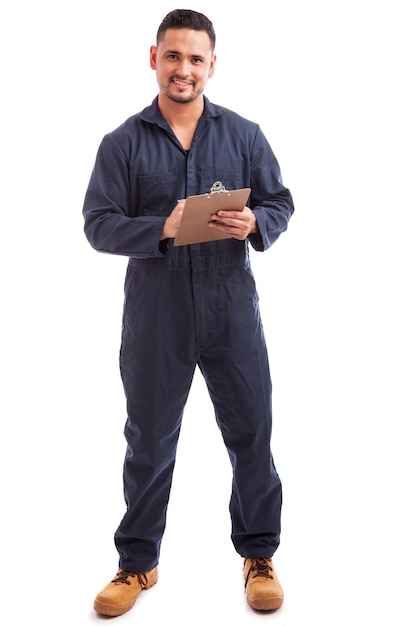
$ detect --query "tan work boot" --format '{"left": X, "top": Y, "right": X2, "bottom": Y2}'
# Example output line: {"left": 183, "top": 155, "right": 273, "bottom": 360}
{"left": 243, "top": 558, "right": 283, "bottom": 611}
{"left": 94, "top": 567, "right": 158, "bottom": 616}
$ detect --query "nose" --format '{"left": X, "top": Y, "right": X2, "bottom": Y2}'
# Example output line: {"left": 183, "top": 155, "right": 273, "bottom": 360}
{"left": 176, "top": 59, "right": 191, "bottom": 77}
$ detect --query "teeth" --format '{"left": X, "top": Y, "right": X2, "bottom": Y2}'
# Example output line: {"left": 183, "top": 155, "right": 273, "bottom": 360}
{"left": 173, "top": 79, "right": 190, "bottom": 87}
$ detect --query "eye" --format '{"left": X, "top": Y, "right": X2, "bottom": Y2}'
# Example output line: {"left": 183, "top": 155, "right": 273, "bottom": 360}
{"left": 192, "top": 57, "right": 203, "bottom": 64}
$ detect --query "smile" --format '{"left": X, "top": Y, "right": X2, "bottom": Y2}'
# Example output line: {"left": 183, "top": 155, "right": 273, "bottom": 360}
{"left": 170, "top": 77, "right": 194, "bottom": 89}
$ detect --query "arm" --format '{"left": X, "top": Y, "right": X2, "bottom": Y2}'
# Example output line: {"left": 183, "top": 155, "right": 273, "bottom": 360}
{"left": 248, "top": 127, "right": 294, "bottom": 251}
{"left": 208, "top": 126, "right": 294, "bottom": 251}
{"left": 82, "top": 135, "right": 174, "bottom": 258}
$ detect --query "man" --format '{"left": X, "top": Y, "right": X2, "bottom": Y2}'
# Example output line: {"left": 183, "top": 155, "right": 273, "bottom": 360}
{"left": 83, "top": 8, "right": 294, "bottom": 615}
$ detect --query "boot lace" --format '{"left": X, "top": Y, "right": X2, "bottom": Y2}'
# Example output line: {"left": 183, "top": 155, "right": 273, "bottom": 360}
{"left": 245, "top": 558, "right": 273, "bottom": 587}
{"left": 111, "top": 570, "right": 149, "bottom": 587}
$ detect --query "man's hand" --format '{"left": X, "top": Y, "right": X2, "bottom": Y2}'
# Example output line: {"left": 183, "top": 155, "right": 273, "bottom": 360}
{"left": 160, "top": 200, "right": 185, "bottom": 240}
{"left": 208, "top": 206, "right": 258, "bottom": 240}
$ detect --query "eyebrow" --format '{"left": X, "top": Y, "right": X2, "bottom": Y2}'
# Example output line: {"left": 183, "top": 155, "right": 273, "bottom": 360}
{"left": 165, "top": 49, "right": 205, "bottom": 59}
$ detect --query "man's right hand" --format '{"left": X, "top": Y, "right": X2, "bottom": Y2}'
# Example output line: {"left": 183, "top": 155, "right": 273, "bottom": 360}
{"left": 160, "top": 200, "right": 185, "bottom": 240}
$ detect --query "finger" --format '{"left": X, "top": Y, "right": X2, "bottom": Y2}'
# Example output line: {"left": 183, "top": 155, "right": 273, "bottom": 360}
{"left": 215, "top": 210, "right": 246, "bottom": 221}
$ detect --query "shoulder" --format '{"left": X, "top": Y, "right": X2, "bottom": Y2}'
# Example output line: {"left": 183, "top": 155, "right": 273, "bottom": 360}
{"left": 204, "top": 98, "right": 262, "bottom": 144}
{"left": 106, "top": 112, "right": 143, "bottom": 142}
{"left": 204, "top": 100, "right": 271, "bottom": 156}
{"left": 99, "top": 103, "right": 159, "bottom": 158}
{"left": 205, "top": 98, "right": 258, "bottom": 128}
{"left": 104, "top": 97, "right": 160, "bottom": 141}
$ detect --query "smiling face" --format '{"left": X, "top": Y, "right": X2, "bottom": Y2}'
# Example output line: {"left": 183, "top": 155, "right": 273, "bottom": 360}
{"left": 150, "top": 28, "right": 216, "bottom": 105}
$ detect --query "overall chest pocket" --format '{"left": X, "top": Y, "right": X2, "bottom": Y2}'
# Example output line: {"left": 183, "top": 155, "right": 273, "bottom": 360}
{"left": 137, "top": 171, "right": 179, "bottom": 216}
{"left": 204, "top": 169, "right": 243, "bottom": 193}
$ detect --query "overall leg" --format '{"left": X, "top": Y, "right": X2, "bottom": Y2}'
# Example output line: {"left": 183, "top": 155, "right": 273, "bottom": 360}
{"left": 198, "top": 266, "right": 282, "bottom": 558}
{"left": 115, "top": 263, "right": 196, "bottom": 572}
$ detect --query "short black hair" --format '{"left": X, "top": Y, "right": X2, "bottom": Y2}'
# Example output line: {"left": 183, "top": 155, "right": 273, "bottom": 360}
{"left": 156, "top": 9, "right": 216, "bottom": 51}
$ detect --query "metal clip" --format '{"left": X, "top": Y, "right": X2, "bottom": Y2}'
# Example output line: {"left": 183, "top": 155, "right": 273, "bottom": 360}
{"left": 210, "top": 181, "right": 227, "bottom": 193}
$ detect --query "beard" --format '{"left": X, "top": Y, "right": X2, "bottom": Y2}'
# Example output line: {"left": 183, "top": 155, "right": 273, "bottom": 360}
{"left": 161, "top": 76, "right": 204, "bottom": 104}
{"left": 165, "top": 91, "right": 196, "bottom": 104}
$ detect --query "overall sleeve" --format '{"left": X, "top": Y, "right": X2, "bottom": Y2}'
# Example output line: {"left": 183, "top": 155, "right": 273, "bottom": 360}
{"left": 82, "top": 134, "right": 167, "bottom": 258}
{"left": 247, "top": 127, "right": 295, "bottom": 252}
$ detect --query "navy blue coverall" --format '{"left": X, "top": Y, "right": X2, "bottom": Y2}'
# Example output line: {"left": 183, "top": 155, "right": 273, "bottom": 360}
{"left": 83, "top": 96, "right": 294, "bottom": 573}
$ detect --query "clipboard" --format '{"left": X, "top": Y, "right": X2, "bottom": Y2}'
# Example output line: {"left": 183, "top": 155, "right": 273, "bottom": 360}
{"left": 173, "top": 186, "right": 251, "bottom": 246}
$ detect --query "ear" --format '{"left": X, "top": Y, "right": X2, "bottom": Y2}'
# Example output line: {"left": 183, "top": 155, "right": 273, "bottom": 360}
{"left": 208, "top": 53, "right": 217, "bottom": 78}
{"left": 150, "top": 45, "right": 157, "bottom": 70}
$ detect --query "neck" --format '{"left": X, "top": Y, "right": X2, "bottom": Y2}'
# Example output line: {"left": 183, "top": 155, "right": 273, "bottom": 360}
{"left": 157, "top": 93, "right": 204, "bottom": 128}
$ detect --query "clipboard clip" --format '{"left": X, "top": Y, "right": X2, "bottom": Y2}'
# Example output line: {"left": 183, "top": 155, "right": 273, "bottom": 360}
{"left": 210, "top": 181, "right": 228, "bottom": 194}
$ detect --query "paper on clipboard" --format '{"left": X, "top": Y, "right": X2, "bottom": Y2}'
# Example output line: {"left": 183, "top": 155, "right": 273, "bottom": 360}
{"left": 173, "top": 187, "right": 251, "bottom": 246}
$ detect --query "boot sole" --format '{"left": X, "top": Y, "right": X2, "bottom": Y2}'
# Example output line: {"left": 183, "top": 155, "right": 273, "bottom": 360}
{"left": 94, "top": 597, "right": 137, "bottom": 617}
{"left": 247, "top": 595, "right": 284, "bottom": 611}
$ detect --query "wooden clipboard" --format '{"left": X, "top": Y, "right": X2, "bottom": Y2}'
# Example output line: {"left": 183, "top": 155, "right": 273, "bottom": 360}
{"left": 173, "top": 187, "right": 251, "bottom": 246}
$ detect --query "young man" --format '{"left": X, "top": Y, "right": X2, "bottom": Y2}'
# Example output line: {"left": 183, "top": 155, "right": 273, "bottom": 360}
{"left": 83, "top": 8, "right": 294, "bottom": 615}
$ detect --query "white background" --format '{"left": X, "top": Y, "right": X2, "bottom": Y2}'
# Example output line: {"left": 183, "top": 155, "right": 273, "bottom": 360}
{"left": 1, "top": 1, "right": 417, "bottom": 624}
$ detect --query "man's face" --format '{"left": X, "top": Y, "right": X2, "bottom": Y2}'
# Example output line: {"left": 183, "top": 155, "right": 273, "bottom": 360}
{"left": 150, "top": 28, "right": 216, "bottom": 104}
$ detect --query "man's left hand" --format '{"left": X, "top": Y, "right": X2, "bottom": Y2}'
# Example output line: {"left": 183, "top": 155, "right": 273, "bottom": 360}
{"left": 209, "top": 206, "right": 258, "bottom": 240}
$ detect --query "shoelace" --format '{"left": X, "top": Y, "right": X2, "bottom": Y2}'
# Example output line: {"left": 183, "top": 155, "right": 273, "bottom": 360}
{"left": 245, "top": 558, "right": 273, "bottom": 587}
{"left": 111, "top": 569, "right": 148, "bottom": 587}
